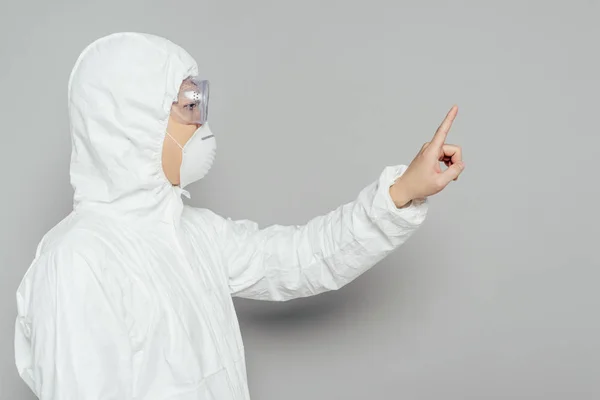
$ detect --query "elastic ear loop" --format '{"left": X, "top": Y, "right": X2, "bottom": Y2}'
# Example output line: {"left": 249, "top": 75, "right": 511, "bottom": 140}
{"left": 165, "top": 131, "right": 184, "bottom": 150}
{"left": 165, "top": 131, "right": 191, "bottom": 198}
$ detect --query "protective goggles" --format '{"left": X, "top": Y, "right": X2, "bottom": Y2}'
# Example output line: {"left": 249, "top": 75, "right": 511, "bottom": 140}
{"left": 170, "top": 77, "right": 210, "bottom": 125}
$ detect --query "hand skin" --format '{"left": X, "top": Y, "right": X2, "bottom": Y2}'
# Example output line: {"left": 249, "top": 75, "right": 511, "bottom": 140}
{"left": 389, "top": 105, "right": 465, "bottom": 208}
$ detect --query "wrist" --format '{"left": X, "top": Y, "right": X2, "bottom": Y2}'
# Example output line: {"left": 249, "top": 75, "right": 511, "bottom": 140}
{"left": 389, "top": 181, "right": 413, "bottom": 208}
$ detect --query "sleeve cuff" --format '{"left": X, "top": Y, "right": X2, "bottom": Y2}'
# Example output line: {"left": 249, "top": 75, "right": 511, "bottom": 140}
{"left": 371, "top": 165, "right": 429, "bottom": 230}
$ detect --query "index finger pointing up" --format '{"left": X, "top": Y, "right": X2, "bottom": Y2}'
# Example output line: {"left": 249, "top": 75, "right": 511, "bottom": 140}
{"left": 431, "top": 105, "right": 458, "bottom": 148}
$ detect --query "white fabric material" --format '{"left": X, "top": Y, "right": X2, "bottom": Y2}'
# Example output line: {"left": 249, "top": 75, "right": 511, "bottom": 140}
{"left": 166, "top": 122, "right": 217, "bottom": 188}
{"left": 14, "top": 32, "right": 429, "bottom": 400}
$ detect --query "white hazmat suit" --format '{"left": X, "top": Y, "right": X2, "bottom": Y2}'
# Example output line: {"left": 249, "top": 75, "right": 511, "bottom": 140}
{"left": 15, "top": 32, "right": 429, "bottom": 400}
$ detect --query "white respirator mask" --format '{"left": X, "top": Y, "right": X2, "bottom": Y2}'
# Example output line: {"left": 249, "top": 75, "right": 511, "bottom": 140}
{"left": 166, "top": 123, "right": 216, "bottom": 189}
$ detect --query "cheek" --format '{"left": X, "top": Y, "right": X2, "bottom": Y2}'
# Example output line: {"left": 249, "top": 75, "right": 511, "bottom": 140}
{"left": 161, "top": 136, "right": 183, "bottom": 184}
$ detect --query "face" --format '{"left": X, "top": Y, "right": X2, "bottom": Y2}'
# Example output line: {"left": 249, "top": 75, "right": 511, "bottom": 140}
{"left": 161, "top": 115, "right": 200, "bottom": 186}
{"left": 162, "top": 78, "right": 209, "bottom": 186}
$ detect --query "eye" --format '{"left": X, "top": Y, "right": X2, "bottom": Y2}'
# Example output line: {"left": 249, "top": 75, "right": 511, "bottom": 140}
{"left": 183, "top": 103, "right": 198, "bottom": 111}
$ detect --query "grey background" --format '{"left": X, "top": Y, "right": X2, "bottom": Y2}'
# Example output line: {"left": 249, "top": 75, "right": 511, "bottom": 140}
{"left": 1, "top": 0, "right": 599, "bottom": 399}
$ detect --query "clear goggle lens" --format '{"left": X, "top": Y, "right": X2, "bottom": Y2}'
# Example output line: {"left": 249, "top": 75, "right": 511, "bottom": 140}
{"left": 170, "top": 77, "right": 209, "bottom": 125}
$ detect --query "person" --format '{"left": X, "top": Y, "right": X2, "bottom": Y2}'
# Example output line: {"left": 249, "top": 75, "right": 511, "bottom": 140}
{"left": 14, "top": 32, "right": 464, "bottom": 400}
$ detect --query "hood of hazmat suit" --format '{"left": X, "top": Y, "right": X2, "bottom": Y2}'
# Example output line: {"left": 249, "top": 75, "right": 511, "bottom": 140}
{"left": 14, "top": 32, "right": 429, "bottom": 400}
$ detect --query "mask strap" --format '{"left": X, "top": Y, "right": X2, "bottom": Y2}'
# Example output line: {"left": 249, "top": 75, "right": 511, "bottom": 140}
{"left": 165, "top": 131, "right": 184, "bottom": 150}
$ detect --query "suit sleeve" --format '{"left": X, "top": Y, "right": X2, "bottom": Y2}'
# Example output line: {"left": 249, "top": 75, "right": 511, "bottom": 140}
{"left": 213, "top": 165, "right": 429, "bottom": 301}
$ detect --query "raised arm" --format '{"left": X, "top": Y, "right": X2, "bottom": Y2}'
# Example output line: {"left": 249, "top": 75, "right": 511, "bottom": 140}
{"left": 210, "top": 165, "right": 428, "bottom": 301}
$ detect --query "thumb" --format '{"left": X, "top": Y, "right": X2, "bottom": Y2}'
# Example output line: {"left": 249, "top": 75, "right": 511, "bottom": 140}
{"left": 440, "top": 162, "right": 464, "bottom": 185}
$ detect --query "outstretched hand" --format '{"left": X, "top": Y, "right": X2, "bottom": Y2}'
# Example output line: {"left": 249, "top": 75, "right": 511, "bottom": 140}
{"left": 390, "top": 105, "right": 465, "bottom": 208}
